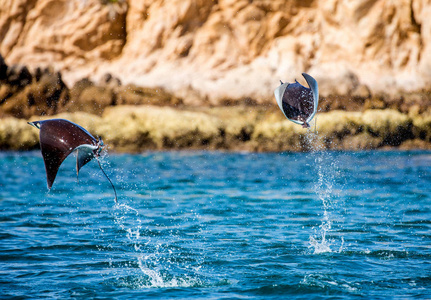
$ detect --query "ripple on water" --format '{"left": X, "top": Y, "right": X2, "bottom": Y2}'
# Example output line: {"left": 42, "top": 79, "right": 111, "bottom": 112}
{"left": 1, "top": 151, "right": 431, "bottom": 299}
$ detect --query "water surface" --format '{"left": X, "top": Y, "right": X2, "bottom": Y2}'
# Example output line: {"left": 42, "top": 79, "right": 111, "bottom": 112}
{"left": 1, "top": 150, "right": 430, "bottom": 299}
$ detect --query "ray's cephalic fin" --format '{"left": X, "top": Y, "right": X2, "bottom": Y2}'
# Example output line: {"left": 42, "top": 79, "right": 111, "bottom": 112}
{"left": 28, "top": 119, "right": 118, "bottom": 204}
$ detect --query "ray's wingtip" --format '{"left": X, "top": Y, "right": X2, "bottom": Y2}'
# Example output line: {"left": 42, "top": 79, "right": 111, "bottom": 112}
{"left": 301, "top": 72, "right": 317, "bottom": 84}
{"left": 27, "top": 121, "right": 40, "bottom": 129}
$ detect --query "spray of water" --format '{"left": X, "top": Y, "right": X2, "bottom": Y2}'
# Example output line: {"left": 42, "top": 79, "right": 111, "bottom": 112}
{"left": 109, "top": 202, "right": 206, "bottom": 288}
{"left": 305, "top": 130, "right": 344, "bottom": 254}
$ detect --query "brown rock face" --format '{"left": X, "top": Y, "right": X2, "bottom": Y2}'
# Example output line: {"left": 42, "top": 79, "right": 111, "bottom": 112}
{"left": 1, "top": 0, "right": 431, "bottom": 105}
{"left": 1, "top": 0, "right": 127, "bottom": 70}
{"left": 0, "top": 56, "right": 182, "bottom": 119}
{"left": 0, "top": 62, "right": 68, "bottom": 118}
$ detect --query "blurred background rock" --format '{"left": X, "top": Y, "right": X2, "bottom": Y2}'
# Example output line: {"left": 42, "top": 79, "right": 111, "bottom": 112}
{"left": 1, "top": 0, "right": 430, "bottom": 151}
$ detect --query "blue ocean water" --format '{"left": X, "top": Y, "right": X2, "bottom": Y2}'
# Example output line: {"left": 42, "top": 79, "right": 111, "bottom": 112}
{"left": 1, "top": 150, "right": 430, "bottom": 299}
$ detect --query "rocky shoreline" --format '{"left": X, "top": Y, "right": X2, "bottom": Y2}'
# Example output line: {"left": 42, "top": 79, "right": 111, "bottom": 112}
{"left": 1, "top": 58, "right": 430, "bottom": 152}
{"left": 1, "top": 105, "right": 431, "bottom": 152}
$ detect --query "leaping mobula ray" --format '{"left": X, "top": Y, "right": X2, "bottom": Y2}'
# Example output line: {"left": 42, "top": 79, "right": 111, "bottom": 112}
{"left": 274, "top": 72, "right": 319, "bottom": 128}
{"left": 28, "top": 119, "right": 117, "bottom": 203}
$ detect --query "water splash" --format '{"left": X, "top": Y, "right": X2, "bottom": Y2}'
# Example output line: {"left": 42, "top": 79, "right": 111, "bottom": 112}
{"left": 305, "top": 131, "right": 344, "bottom": 254}
{"left": 301, "top": 273, "right": 359, "bottom": 292}
{"left": 108, "top": 202, "right": 206, "bottom": 289}
{"left": 135, "top": 254, "right": 204, "bottom": 288}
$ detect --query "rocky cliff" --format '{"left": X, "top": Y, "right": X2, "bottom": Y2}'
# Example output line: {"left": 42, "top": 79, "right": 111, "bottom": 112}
{"left": 1, "top": 0, "right": 431, "bottom": 105}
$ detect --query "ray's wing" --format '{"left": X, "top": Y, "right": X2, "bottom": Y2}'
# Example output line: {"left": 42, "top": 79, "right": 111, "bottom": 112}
{"left": 274, "top": 73, "right": 319, "bottom": 126}
{"left": 274, "top": 82, "right": 290, "bottom": 120}
{"left": 34, "top": 119, "right": 98, "bottom": 189}
{"left": 28, "top": 118, "right": 118, "bottom": 203}
{"left": 283, "top": 82, "right": 312, "bottom": 125}
{"left": 275, "top": 81, "right": 312, "bottom": 125}
{"left": 76, "top": 145, "right": 98, "bottom": 179}
{"left": 301, "top": 73, "right": 319, "bottom": 124}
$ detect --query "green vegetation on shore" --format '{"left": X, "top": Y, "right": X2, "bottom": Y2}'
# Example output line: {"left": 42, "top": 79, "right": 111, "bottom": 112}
{"left": 1, "top": 105, "right": 430, "bottom": 152}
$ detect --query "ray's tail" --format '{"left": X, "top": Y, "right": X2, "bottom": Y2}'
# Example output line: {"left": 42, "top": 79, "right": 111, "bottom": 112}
{"left": 96, "top": 158, "right": 118, "bottom": 204}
